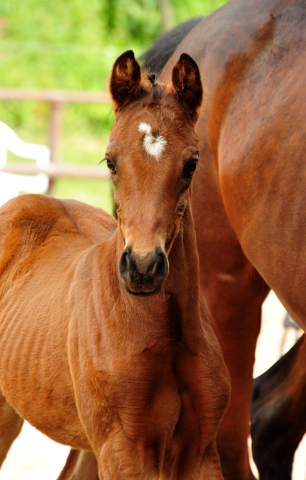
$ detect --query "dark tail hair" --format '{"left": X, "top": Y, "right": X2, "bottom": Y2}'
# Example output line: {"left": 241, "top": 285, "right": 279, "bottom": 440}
{"left": 252, "top": 333, "right": 304, "bottom": 410}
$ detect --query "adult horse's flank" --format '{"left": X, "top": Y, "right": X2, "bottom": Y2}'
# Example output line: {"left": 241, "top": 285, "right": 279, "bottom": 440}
{"left": 0, "top": 51, "right": 230, "bottom": 479}
{"left": 142, "top": 0, "right": 306, "bottom": 479}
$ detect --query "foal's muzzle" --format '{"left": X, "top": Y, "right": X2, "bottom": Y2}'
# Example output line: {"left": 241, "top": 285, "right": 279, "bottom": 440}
{"left": 119, "top": 246, "right": 169, "bottom": 295}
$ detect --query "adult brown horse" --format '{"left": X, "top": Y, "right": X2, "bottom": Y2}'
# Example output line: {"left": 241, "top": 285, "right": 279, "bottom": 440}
{"left": 142, "top": 0, "right": 306, "bottom": 479}
{"left": 0, "top": 51, "right": 230, "bottom": 479}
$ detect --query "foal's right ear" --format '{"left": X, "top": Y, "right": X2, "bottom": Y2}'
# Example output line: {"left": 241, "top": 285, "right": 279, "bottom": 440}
{"left": 110, "top": 50, "right": 141, "bottom": 112}
{"left": 172, "top": 53, "right": 203, "bottom": 123}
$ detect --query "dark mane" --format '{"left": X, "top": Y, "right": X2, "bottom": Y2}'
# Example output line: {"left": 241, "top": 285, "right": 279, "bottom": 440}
{"left": 140, "top": 16, "right": 204, "bottom": 74}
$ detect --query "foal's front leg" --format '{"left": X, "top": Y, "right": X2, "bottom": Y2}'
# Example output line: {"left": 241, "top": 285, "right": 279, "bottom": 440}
{"left": 0, "top": 389, "right": 24, "bottom": 468}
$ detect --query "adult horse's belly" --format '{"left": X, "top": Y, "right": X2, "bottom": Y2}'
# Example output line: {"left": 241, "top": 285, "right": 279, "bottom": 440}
{"left": 0, "top": 269, "right": 91, "bottom": 450}
{"left": 218, "top": 45, "right": 306, "bottom": 329}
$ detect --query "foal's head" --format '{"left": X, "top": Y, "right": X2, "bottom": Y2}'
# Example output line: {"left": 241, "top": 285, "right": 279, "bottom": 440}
{"left": 106, "top": 50, "right": 202, "bottom": 295}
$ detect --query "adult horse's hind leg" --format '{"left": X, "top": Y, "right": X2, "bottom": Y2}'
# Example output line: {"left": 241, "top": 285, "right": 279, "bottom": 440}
{"left": 57, "top": 449, "right": 99, "bottom": 480}
{"left": 0, "top": 389, "right": 24, "bottom": 468}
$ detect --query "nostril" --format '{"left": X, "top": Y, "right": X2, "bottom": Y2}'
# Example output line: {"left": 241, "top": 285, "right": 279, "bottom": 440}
{"left": 153, "top": 248, "right": 168, "bottom": 281}
{"left": 119, "top": 246, "right": 132, "bottom": 278}
{"left": 152, "top": 254, "right": 163, "bottom": 276}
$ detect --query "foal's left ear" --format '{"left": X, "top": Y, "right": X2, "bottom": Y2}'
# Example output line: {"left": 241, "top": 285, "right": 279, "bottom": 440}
{"left": 172, "top": 53, "right": 203, "bottom": 123}
{"left": 110, "top": 50, "right": 141, "bottom": 112}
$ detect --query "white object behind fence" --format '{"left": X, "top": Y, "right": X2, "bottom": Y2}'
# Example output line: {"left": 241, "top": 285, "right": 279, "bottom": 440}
{"left": 0, "top": 121, "right": 50, "bottom": 205}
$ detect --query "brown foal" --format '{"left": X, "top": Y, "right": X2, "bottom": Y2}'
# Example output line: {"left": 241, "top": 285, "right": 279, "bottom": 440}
{"left": 0, "top": 51, "right": 230, "bottom": 479}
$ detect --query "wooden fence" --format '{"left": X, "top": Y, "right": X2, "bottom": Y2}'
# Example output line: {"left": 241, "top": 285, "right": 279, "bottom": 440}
{"left": 0, "top": 88, "right": 112, "bottom": 192}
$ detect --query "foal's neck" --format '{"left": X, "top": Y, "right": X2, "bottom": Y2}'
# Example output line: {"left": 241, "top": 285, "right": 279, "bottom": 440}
{"left": 164, "top": 200, "right": 202, "bottom": 345}
{"left": 110, "top": 199, "right": 201, "bottom": 345}
{"left": 166, "top": 200, "right": 200, "bottom": 302}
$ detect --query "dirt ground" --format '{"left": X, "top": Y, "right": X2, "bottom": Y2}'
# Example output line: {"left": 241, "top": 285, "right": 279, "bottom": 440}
{"left": 0, "top": 291, "right": 305, "bottom": 480}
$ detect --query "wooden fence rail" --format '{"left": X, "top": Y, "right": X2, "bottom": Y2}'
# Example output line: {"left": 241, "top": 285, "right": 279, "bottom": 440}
{"left": 0, "top": 88, "right": 112, "bottom": 191}
{"left": 0, "top": 162, "right": 109, "bottom": 179}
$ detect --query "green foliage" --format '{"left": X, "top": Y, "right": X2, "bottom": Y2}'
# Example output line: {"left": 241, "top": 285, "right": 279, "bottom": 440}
{"left": 0, "top": 0, "right": 229, "bottom": 132}
{"left": 172, "top": 0, "right": 229, "bottom": 20}
{"left": 0, "top": 0, "right": 229, "bottom": 83}
{"left": 101, "top": 0, "right": 162, "bottom": 43}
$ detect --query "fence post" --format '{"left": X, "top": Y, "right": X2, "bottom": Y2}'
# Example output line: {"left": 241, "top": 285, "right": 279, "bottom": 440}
{"left": 48, "top": 101, "right": 62, "bottom": 194}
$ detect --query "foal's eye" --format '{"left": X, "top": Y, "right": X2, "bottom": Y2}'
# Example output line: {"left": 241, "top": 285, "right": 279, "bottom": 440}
{"left": 183, "top": 160, "right": 198, "bottom": 180}
{"left": 106, "top": 157, "right": 116, "bottom": 174}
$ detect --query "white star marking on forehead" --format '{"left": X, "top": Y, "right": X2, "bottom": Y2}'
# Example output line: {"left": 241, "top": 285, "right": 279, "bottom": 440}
{"left": 138, "top": 122, "right": 167, "bottom": 160}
